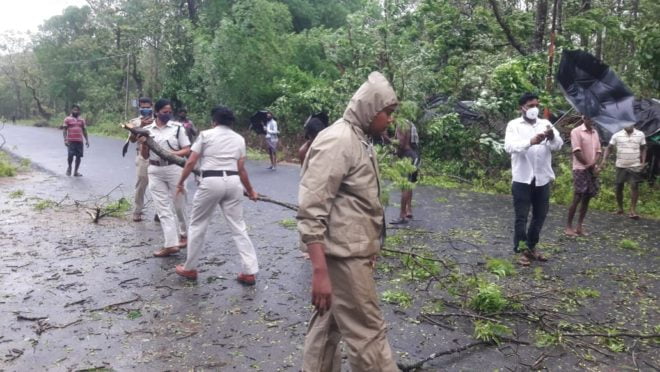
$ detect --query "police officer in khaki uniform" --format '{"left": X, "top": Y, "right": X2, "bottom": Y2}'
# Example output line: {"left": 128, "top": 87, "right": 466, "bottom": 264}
{"left": 128, "top": 97, "right": 154, "bottom": 222}
{"left": 138, "top": 98, "right": 190, "bottom": 257}
{"left": 173, "top": 106, "right": 260, "bottom": 285}
{"left": 297, "top": 72, "right": 399, "bottom": 371}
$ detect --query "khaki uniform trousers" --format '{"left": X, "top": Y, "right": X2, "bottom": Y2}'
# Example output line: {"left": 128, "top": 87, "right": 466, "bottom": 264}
{"left": 303, "top": 256, "right": 398, "bottom": 372}
{"left": 147, "top": 164, "right": 188, "bottom": 247}
{"left": 183, "top": 175, "right": 259, "bottom": 274}
{"left": 134, "top": 155, "right": 149, "bottom": 215}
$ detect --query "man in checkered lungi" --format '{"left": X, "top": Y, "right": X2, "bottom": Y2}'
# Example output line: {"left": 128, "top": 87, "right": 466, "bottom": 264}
{"left": 565, "top": 115, "right": 601, "bottom": 236}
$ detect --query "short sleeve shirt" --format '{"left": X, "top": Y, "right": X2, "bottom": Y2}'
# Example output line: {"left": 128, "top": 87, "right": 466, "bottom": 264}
{"left": 144, "top": 121, "right": 191, "bottom": 162}
{"left": 570, "top": 124, "right": 601, "bottom": 170}
{"left": 191, "top": 125, "right": 246, "bottom": 171}
{"left": 609, "top": 129, "right": 646, "bottom": 168}
{"left": 265, "top": 119, "right": 278, "bottom": 139}
{"left": 64, "top": 116, "right": 86, "bottom": 142}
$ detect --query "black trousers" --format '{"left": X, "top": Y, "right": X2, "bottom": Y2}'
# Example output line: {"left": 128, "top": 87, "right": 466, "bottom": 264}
{"left": 512, "top": 180, "right": 550, "bottom": 252}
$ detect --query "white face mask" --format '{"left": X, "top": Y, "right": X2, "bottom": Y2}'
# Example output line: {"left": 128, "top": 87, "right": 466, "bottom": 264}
{"left": 525, "top": 107, "right": 539, "bottom": 120}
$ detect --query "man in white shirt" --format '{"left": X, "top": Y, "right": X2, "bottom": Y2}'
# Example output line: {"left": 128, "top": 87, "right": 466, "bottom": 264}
{"left": 264, "top": 112, "right": 279, "bottom": 170}
{"left": 504, "top": 93, "right": 563, "bottom": 266}
{"left": 600, "top": 125, "right": 647, "bottom": 219}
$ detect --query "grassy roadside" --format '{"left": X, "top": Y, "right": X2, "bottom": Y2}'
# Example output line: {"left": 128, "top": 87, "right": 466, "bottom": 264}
{"left": 0, "top": 151, "right": 31, "bottom": 177}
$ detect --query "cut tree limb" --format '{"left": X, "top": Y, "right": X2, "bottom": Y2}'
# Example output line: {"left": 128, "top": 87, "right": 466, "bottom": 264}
{"left": 121, "top": 123, "right": 197, "bottom": 175}
{"left": 122, "top": 123, "right": 301, "bottom": 211}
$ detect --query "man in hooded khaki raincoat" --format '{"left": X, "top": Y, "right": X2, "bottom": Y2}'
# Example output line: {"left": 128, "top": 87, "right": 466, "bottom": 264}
{"left": 297, "top": 71, "right": 399, "bottom": 372}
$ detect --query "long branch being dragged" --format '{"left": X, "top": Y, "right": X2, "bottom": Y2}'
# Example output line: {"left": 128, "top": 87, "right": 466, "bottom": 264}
{"left": 122, "top": 124, "right": 300, "bottom": 211}
{"left": 121, "top": 123, "right": 197, "bottom": 174}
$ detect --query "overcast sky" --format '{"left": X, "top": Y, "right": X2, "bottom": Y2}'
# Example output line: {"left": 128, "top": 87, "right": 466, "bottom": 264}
{"left": 1, "top": 0, "right": 88, "bottom": 35}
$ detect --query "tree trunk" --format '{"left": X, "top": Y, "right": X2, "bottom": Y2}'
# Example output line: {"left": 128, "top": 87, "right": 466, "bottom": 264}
{"left": 487, "top": 0, "right": 528, "bottom": 55}
{"left": 533, "top": 0, "right": 548, "bottom": 51}
{"left": 556, "top": 0, "right": 563, "bottom": 35}
{"left": 595, "top": 30, "right": 603, "bottom": 60}
{"left": 130, "top": 53, "right": 143, "bottom": 96}
{"left": 23, "top": 80, "right": 52, "bottom": 120}
{"left": 187, "top": 0, "right": 198, "bottom": 24}
{"left": 580, "top": 0, "right": 591, "bottom": 48}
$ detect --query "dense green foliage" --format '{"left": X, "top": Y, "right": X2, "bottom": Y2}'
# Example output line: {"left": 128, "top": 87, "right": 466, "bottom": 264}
{"left": 1, "top": 0, "right": 656, "bottom": 127}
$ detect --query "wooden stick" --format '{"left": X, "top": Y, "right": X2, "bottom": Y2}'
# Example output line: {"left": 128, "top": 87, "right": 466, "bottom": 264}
{"left": 88, "top": 296, "right": 141, "bottom": 312}
{"left": 397, "top": 341, "right": 489, "bottom": 371}
{"left": 125, "top": 124, "right": 300, "bottom": 211}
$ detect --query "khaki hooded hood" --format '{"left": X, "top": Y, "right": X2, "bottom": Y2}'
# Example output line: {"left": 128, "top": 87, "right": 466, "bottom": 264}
{"left": 297, "top": 72, "right": 398, "bottom": 258}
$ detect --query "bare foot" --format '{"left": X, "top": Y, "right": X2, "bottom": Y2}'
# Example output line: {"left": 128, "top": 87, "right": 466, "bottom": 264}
{"left": 628, "top": 212, "right": 640, "bottom": 220}
{"left": 564, "top": 227, "right": 579, "bottom": 237}
{"left": 577, "top": 229, "right": 589, "bottom": 236}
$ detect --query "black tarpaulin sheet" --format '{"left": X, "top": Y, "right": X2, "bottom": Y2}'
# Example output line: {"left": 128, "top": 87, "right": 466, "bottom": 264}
{"left": 249, "top": 110, "right": 268, "bottom": 134}
{"left": 634, "top": 99, "right": 660, "bottom": 143}
{"left": 557, "top": 50, "right": 636, "bottom": 136}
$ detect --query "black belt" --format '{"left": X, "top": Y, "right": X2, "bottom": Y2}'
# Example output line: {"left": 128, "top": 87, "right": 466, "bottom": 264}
{"left": 149, "top": 159, "right": 173, "bottom": 166}
{"left": 202, "top": 170, "right": 239, "bottom": 178}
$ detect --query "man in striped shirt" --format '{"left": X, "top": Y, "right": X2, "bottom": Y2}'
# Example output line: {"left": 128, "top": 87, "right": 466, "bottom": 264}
{"left": 601, "top": 125, "right": 646, "bottom": 219}
{"left": 62, "top": 105, "right": 90, "bottom": 176}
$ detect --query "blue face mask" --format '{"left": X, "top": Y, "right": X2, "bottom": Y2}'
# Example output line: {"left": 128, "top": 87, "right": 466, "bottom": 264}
{"left": 140, "top": 108, "right": 153, "bottom": 117}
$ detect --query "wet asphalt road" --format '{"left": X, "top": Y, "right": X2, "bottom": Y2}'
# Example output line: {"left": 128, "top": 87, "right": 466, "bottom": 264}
{"left": 1, "top": 123, "right": 300, "bottom": 205}
{"left": 1, "top": 123, "right": 658, "bottom": 371}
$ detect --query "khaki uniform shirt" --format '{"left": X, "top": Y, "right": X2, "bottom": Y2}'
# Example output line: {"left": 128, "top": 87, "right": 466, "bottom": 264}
{"left": 144, "top": 121, "right": 191, "bottom": 162}
{"left": 297, "top": 72, "right": 398, "bottom": 258}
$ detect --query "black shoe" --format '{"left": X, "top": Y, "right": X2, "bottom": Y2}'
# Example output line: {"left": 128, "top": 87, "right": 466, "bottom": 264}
{"left": 66, "top": 167, "right": 71, "bottom": 176}
{"left": 154, "top": 214, "right": 160, "bottom": 223}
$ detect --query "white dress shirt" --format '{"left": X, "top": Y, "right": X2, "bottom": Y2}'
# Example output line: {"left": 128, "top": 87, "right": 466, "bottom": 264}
{"left": 191, "top": 125, "right": 246, "bottom": 172}
{"left": 265, "top": 119, "right": 279, "bottom": 139}
{"left": 504, "top": 116, "right": 563, "bottom": 186}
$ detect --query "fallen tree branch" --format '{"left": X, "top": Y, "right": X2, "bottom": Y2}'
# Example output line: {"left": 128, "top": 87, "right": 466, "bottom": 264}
{"left": 121, "top": 124, "right": 198, "bottom": 175}
{"left": 424, "top": 311, "right": 502, "bottom": 323}
{"left": 16, "top": 314, "right": 48, "bottom": 321}
{"left": 88, "top": 296, "right": 141, "bottom": 312}
{"left": 119, "top": 277, "right": 139, "bottom": 286}
{"left": 397, "top": 341, "right": 489, "bottom": 371}
{"left": 254, "top": 194, "right": 298, "bottom": 212}
{"left": 125, "top": 123, "right": 300, "bottom": 212}
{"left": 563, "top": 332, "right": 660, "bottom": 339}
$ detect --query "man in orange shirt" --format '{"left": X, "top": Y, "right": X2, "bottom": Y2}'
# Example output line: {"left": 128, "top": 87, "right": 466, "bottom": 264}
{"left": 565, "top": 115, "right": 601, "bottom": 236}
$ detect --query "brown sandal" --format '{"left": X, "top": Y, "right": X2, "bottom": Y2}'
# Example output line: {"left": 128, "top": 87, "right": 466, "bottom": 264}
{"left": 153, "top": 246, "right": 180, "bottom": 257}
{"left": 517, "top": 254, "right": 531, "bottom": 266}
{"left": 529, "top": 250, "right": 548, "bottom": 262}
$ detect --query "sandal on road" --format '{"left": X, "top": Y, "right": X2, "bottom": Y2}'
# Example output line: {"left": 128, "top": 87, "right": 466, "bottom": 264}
{"left": 153, "top": 246, "right": 180, "bottom": 257}
{"left": 517, "top": 254, "right": 531, "bottom": 266}
{"left": 629, "top": 213, "right": 640, "bottom": 220}
{"left": 529, "top": 250, "right": 548, "bottom": 262}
